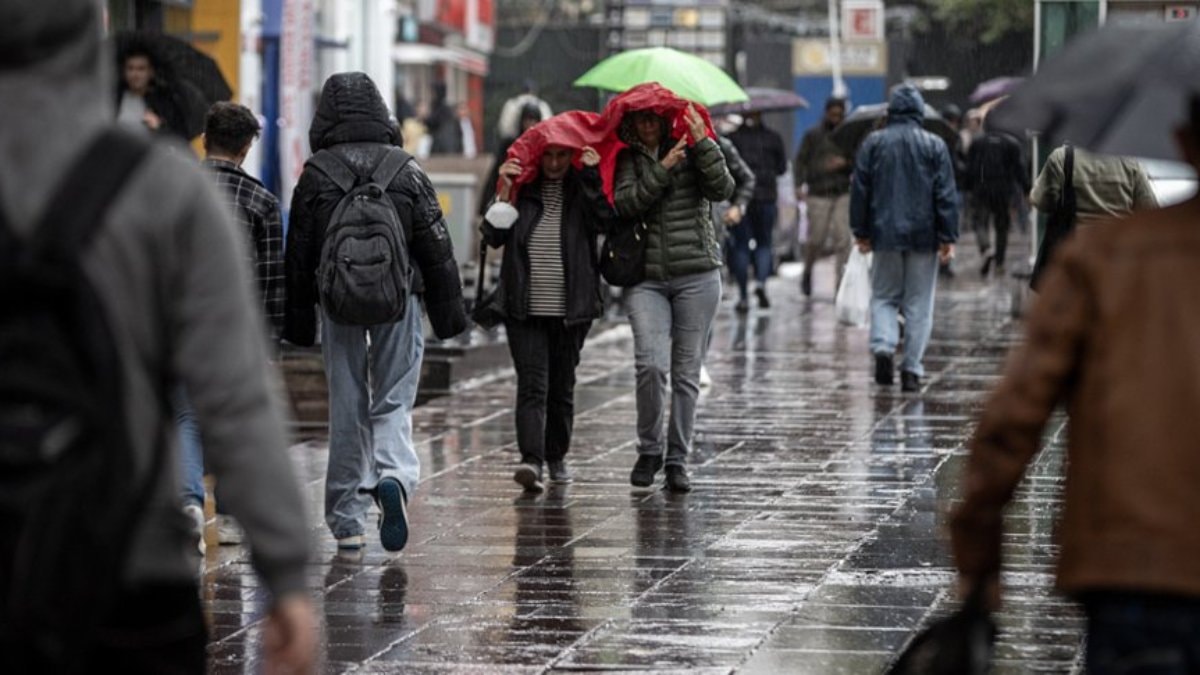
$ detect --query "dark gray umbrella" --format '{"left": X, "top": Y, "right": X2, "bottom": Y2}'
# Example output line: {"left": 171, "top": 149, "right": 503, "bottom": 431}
{"left": 830, "top": 102, "right": 959, "bottom": 155}
{"left": 709, "top": 87, "right": 809, "bottom": 116}
{"left": 990, "top": 20, "right": 1200, "bottom": 161}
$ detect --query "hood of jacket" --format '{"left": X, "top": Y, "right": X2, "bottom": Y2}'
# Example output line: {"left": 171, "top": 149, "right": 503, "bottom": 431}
{"left": 0, "top": 0, "right": 113, "bottom": 232}
{"left": 887, "top": 85, "right": 925, "bottom": 125}
{"left": 309, "top": 72, "right": 399, "bottom": 151}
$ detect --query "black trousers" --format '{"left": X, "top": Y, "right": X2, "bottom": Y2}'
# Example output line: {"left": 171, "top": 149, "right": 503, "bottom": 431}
{"left": 505, "top": 317, "right": 591, "bottom": 464}
{"left": 980, "top": 199, "right": 1012, "bottom": 267}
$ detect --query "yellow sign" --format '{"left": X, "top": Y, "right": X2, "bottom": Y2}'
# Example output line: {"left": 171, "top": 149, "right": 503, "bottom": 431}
{"left": 437, "top": 192, "right": 453, "bottom": 217}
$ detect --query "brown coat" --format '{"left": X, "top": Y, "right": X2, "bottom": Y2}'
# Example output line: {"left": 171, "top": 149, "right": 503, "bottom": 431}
{"left": 951, "top": 201, "right": 1200, "bottom": 599}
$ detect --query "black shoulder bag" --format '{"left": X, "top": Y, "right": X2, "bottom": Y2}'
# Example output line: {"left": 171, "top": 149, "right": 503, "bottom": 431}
{"left": 600, "top": 154, "right": 652, "bottom": 288}
{"left": 1030, "top": 144, "right": 1076, "bottom": 290}
{"left": 470, "top": 236, "right": 506, "bottom": 330}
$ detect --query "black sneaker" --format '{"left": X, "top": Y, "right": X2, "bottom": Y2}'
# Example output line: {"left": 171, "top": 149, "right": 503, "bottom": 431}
{"left": 664, "top": 465, "right": 692, "bottom": 493}
{"left": 630, "top": 454, "right": 664, "bottom": 489}
{"left": 874, "top": 353, "right": 894, "bottom": 386}
{"left": 755, "top": 287, "right": 771, "bottom": 309}
{"left": 376, "top": 478, "right": 409, "bottom": 552}
{"left": 901, "top": 370, "right": 921, "bottom": 392}
{"left": 800, "top": 271, "right": 813, "bottom": 297}
{"left": 547, "top": 460, "right": 573, "bottom": 484}
{"left": 514, "top": 462, "right": 545, "bottom": 493}
{"left": 735, "top": 298, "right": 750, "bottom": 314}
{"left": 980, "top": 255, "right": 994, "bottom": 277}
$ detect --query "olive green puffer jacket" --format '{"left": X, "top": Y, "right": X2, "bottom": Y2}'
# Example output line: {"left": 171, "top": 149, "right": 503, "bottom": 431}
{"left": 613, "top": 136, "right": 734, "bottom": 281}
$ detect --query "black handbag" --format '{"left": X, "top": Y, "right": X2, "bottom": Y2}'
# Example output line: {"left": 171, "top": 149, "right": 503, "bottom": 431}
{"left": 469, "top": 238, "right": 506, "bottom": 330}
{"left": 886, "top": 583, "right": 997, "bottom": 675}
{"left": 599, "top": 219, "right": 648, "bottom": 287}
{"left": 1031, "top": 144, "right": 1076, "bottom": 290}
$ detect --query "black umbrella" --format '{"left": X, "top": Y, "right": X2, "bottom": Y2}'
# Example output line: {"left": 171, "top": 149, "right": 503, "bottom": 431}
{"left": 709, "top": 87, "right": 810, "bottom": 116}
{"left": 831, "top": 102, "right": 959, "bottom": 156}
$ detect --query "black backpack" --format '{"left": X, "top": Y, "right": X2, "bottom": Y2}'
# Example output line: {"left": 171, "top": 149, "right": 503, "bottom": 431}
{"left": 309, "top": 148, "right": 414, "bottom": 326}
{"left": 0, "top": 128, "right": 158, "bottom": 670}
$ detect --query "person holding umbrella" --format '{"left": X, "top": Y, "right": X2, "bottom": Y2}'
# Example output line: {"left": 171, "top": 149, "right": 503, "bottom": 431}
{"left": 608, "top": 88, "right": 734, "bottom": 492}
{"left": 116, "top": 47, "right": 190, "bottom": 139}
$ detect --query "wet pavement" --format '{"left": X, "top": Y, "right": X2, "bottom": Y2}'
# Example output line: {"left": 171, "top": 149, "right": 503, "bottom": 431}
{"left": 201, "top": 248, "right": 1085, "bottom": 674}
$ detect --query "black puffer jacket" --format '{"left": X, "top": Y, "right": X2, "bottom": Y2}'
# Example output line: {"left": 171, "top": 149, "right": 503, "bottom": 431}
{"left": 481, "top": 166, "right": 616, "bottom": 325}
{"left": 285, "top": 72, "right": 467, "bottom": 345}
{"left": 613, "top": 116, "right": 734, "bottom": 281}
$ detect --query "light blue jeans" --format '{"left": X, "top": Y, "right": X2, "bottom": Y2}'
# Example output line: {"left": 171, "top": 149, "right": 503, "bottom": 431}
{"left": 321, "top": 297, "right": 424, "bottom": 539}
{"left": 869, "top": 250, "right": 939, "bottom": 377}
{"left": 175, "top": 390, "right": 205, "bottom": 508}
{"left": 627, "top": 269, "right": 722, "bottom": 466}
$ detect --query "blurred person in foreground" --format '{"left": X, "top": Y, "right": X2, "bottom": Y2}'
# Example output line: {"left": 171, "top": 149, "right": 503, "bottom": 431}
{"left": 0, "top": 0, "right": 314, "bottom": 671}
{"left": 286, "top": 72, "right": 467, "bottom": 553}
{"left": 952, "top": 99, "right": 1200, "bottom": 673}
{"left": 482, "top": 141, "right": 616, "bottom": 492}
{"left": 851, "top": 85, "right": 959, "bottom": 393}
{"left": 795, "top": 98, "right": 853, "bottom": 296}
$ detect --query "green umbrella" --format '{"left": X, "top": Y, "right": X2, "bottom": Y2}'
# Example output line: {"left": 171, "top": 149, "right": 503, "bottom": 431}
{"left": 574, "top": 47, "right": 748, "bottom": 107}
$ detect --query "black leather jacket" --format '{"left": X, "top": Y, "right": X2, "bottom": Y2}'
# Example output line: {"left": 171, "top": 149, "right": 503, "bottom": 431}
{"left": 284, "top": 73, "right": 467, "bottom": 345}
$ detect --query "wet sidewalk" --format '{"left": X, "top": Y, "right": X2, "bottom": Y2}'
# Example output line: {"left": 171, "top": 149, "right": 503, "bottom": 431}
{"left": 202, "top": 254, "right": 1085, "bottom": 674}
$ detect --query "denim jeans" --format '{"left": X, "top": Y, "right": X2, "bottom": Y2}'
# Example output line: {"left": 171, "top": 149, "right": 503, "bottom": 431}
{"left": 870, "top": 250, "right": 939, "bottom": 377}
{"left": 174, "top": 390, "right": 205, "bottom": 508}
{"left": 504, "top": 317, "right": 591, "bottom": 465}
{"left": 321, "top": 297, "right": 424, "bottom": 539}
{"left": 729, "top": 201, "right": 776, "bottom": 298}
{"left": 1085, "top": 592, "right": 1200, "bottom": 674}
{"left": 627, "top": 269, "right": 722, "bottom": 466}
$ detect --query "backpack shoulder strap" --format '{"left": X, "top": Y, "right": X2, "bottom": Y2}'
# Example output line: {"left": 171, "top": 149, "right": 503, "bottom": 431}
{"left": 308, "top": 149, "right": 358, "bottom": 194}
{"left": 370, "top": 147, "right": 413, "bottom": 188}
{"left": 32, "top": 127, "right": 151, "bottom": 258}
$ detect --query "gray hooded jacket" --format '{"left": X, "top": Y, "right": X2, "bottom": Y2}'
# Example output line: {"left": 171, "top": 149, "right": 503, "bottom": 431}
{"left": 0, "top": 0, "right": 310, "bottom": 599}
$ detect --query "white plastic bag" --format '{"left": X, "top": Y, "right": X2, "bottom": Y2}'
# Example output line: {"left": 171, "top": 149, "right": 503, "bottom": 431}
{"left": 835, "top": 248, "right": 873, "bottom": 328}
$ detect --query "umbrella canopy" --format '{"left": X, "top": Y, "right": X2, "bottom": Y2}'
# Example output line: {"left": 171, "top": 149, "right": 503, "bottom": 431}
{"left": 969, "top": 77, "right": 1024, "bottom": 104}
{"left": 709, "top": 87, "right": 809, "bottom": 116}
{"left": 573, "top": 47, "right": 748, "bottom": 107}
{"left": 990, "top": 20, "right": 1199, "bottom": 161}
{"left": 830, "top": 102, "right": 959, "bottom": 156}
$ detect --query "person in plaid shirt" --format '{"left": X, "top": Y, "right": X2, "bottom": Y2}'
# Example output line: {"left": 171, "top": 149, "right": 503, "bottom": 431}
{"left": 202, "top": 102, "right": 285, "bottom": 346}
{"left": 176, "top": 102, "right": 286, "bottom": 548}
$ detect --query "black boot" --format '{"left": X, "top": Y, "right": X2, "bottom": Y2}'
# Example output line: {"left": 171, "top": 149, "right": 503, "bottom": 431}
{"left": 874, "top": 353, "right": 894, "bottom": 386}
{"left": 630, "top": 454, "right": 664, "bottom": 489}
{"left": 755, "top": 287, "right": 771, "bottom": 309}
{"left": 901, "top": 370, "right": 921, "bottom": 393}
{"left": 664, "top": 465, "right": 692, "bottom": 493}
{"left": 800, "top": 270, "right": 813, "bottom": 297}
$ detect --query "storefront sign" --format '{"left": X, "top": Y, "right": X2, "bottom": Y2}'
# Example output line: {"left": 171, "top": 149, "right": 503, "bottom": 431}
{"left": 843, "top": 0, "right": 884, "bottom": 41}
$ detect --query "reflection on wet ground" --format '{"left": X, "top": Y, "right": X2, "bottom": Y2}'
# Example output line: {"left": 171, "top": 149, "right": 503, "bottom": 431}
{"left": 202, "top": 253, "right": 1084, "bottom": 674}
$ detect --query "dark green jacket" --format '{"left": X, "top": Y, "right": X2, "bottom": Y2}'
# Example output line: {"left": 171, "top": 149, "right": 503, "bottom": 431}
{"left": 613, "top": 137, "right": 734, "bottom": 281}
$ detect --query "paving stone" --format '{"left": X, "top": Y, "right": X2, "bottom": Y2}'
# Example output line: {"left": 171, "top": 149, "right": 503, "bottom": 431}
{"left": 201, "top": 251, "right": 1084, "bottom": 672}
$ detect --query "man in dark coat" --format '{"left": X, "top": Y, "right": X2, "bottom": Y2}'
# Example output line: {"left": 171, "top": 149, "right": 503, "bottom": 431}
{"left": 426, "top": 81, "right": 463, "bottom": 155}
{"left": 285, "top": 72, "right": 468, "bottom": 553}
{"left": 851, "top": 85, "right": 959, "bottom": 392}
{"left": 728, "top": 112, "right": 787, "bottom": 311}
{"left": 965, "top": 126, "right": 1030, "bottom": 276}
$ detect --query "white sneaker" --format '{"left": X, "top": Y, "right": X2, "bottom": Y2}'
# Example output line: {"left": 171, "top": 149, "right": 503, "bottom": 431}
{"left": 184, "top": 503, "right": 206, "bottom": 556}
{"left": 700, "top": 365, "right": 713, "bottom": 389}
{"left": 337, "top": 535, "right": 365, "bottom": 550}
{"left": 216, "top": 515, "right": 244, "bottom": 546}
